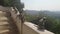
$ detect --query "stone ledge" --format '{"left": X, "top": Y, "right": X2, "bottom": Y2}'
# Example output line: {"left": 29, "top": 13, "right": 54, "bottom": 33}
{"left": 24, "top": 22, "right": 54, "bottom": 34}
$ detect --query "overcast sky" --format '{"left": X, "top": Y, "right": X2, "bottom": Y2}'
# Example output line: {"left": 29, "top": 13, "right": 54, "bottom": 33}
{"left": 21, "top": 0, "right": 60, "bottom": 11}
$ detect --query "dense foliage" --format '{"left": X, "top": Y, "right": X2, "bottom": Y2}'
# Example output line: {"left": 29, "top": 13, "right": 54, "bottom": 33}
{"left": 25, "top": 12, "right": 60, "bottom": 34}
{"left": 0, "top": 0, "right": 24, "bottom": 13}
{"left": 0, "top": 0, "right": 20, "bottom": 7}
{"left": 0, "top": 0, "right": 13, "bottom": 6}
{"left": 45, "top": 16, "right": 60, "bottom": 34}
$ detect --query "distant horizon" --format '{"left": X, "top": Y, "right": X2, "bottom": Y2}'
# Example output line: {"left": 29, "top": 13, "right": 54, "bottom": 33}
{"left": 21, "top": 0, "right": 60, "bottom": 11}
{"left": 23, "top": 9, "right": 60, "bottom": 12}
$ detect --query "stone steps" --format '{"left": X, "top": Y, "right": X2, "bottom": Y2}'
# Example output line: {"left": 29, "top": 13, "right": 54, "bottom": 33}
{"left": 0, "top": 11, "right": 10, "bottom": 34}
{"left": 0, "top": 30, "right": 9, "bottom": 34}
{"left": 0, "top": 22, "right": 9, "bottom": 25}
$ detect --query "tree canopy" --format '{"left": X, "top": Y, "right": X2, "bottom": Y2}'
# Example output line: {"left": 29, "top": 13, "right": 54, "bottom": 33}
{"left": 0, "top": 0, "right": 21, "bottom": 7}
{"left": 0, "top": 0, "right": 24, "bottom": 13}
{"left": 25, "top": 12, "right": 60, "bottom": 34}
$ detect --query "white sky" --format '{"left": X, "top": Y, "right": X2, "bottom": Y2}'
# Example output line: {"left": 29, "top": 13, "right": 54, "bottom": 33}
{"left": 21, "top": 0, "right": 60, "bottom": 11}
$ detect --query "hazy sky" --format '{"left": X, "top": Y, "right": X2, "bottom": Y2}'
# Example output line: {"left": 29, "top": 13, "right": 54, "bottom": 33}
{"left": 21, "top": 0, "right": 60, "bottom": 11}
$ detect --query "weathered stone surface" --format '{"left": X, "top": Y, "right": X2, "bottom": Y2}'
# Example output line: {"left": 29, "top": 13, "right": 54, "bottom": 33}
{"left": 0, "top": 11, "right": 10, "bottom": 34}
